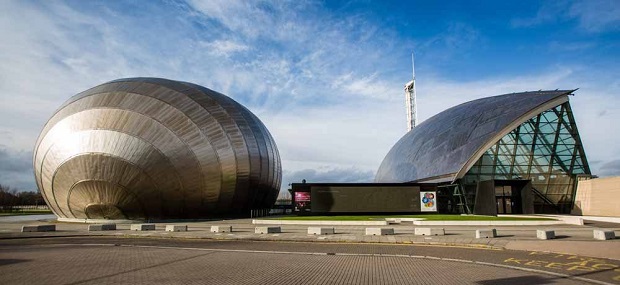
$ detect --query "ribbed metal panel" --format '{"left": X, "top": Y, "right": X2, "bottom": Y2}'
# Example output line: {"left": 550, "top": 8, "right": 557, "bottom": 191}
{"left": 33, "top": 78, "right": 282, "bottom": 220}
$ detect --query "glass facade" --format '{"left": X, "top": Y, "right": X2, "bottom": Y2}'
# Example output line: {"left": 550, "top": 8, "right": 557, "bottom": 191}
{"left": 461, "top": 102, "right": 590, "bottom": 213}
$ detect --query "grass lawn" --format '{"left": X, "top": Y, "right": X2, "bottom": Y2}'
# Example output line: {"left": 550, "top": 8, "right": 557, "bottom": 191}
{"left": 268, "top": 214, "right": 555, "bottom": 221}
{"left": 0, "top": 210, "right": 53, "bottom": 216}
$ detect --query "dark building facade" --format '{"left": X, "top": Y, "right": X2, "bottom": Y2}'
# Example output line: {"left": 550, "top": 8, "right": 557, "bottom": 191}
{"left": 376, "top": 90, "right": 590, "bottom": 215}
{"left": 290, "top": 183, "right": 439, "bottom": 214}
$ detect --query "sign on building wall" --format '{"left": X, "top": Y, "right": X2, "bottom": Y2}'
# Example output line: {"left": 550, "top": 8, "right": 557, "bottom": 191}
{"left": 420, "top": 191, "right": 437, "bottom": 212}
{"left": 294, "top": 192, "right": 311, "bottom": 212}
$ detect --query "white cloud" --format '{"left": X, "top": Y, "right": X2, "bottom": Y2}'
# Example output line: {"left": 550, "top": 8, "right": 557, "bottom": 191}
{"left": 511, "top": 1, "right": 565, "bottom": 28}
{"left": 201, "top": 40, "right": 250, "bottom": 57}
{"left": 598, "top": 160, "right": 620, "bottom": 177}
{"left": 511, "top": 0, "right": 620, "bottom": 32}
{"left": 282, "top": 166, "right": 374, "bottom": 185}
{"left": 548, "top": 41, "right": 596, "bottom": 51}
{"left": 0, "top": 147, "right": 35, "bottom": 190}
{"left": 331, "top": 72, "right": 397, "bottom": 100}
{"left": 186, "top": 0, "right": 268, "bottom": 38}
{"left": 418, "top": 67, "right": 576, "bottom": 117}
{"left": 569, "top": 0, "right": 620, "bottom": 32}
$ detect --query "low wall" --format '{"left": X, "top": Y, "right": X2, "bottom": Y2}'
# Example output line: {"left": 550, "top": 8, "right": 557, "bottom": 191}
{"left": 572, "top": 176, "right": 620, "bottom": 217}
{"left": 412, "top": 220, "right": 563, "bottom": 226}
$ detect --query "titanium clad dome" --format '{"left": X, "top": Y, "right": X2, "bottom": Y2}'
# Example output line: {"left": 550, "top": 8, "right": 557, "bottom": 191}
{"left": 34, "top": 77, "right": 282, "bottom": 220}
{"left": 375, "top": 90, "right": 574, "bottom": 184}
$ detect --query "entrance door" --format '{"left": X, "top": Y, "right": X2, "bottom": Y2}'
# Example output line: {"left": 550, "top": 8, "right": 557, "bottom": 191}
{"left": 496, "top": 197, "right": 505, "bottom": 214}
{"left": 496, "top": 197, "right": 513, "bottom": 214}
{"left": 495, "top": 184, "right": 518, "bottom": 214}
{"left": 504, "top": 197, "right": 512, "bottom": 214}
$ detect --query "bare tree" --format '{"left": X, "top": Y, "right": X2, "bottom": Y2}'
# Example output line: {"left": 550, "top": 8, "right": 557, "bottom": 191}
{"left": 0, "top": 184, "right": 20, "bottom": 212}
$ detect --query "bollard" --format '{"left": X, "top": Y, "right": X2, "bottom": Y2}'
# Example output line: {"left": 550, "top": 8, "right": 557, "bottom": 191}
{"left": 537, "top": 229, "right": 555, "bottom": 240}
{"left": 88, "top": 224, "right": 116, "bottom": 231}
{"left": 22, "top": 225, "right": 56, "bottom": 232}
{"left": 211, "top": 225, "right": 233, "bottom": 233}
{"left": 414, "top": 228, "right": 445, "bottom": 236}
{"left": 475, "top": 229, "right": 497, "bottom": 238}
{"left": 130, "top": 224, "right": 156, "bottom": 231}
{"left": 593, "top": 229, "right": 616, "bottom": 240}
{"left": 365, "top": 228, "right": 394, "bottom": 236}
{"left": 165, "top": 225, "right": 187, "bottom": 232}
{"left": 308, "top": 227, "right": 335, "bottom": 235}
{"left": 255, "top": 226, "right": 281, "bottom": 234}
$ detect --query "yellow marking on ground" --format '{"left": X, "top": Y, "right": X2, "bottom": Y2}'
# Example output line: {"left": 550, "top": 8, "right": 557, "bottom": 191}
{"left": 504, "top": 252, "right": 620, "bottom": 281}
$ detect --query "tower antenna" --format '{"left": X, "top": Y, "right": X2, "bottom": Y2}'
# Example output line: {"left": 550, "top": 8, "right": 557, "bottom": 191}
{"left": 405, "top": 52, "right": 417, "bottom": 131}
{"left": 412, "top": 52, "right": 415, "bottom": 81}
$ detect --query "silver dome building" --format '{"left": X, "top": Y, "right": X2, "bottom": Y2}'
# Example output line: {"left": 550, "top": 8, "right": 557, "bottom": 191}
{"left": 376, "top": 90, "right": 590, "bottom": 214}
{"left": 34, "top": 78, "right": 281, "bottom": 221}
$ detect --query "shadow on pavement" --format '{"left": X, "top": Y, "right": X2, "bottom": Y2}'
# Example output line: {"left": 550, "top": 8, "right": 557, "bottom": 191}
{"left": 583, "top": 220, "right": 620, "bottom": 228}
{"left": 0, "top": 259, "right": 31, "bottom": 266}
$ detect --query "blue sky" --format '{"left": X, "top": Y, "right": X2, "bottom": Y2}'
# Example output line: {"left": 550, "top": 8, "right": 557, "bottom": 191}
{"left": 0, "top": 0, "right": 619, "bottom": 195}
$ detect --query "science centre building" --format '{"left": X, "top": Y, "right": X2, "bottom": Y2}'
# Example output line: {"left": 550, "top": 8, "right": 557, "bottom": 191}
{"left": 34, "top": 77, "right": 592, "bottom": 220}
{"left": 34, "top": 78, "right": 281, "bottom": 221}
{"left": 292, "top": 90, "right": 592, "bottom": 215}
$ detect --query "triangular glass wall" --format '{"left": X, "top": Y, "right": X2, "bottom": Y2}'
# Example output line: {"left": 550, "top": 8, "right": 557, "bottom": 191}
{"left": 462, "top": 102, "right": 590, "bottom": 213}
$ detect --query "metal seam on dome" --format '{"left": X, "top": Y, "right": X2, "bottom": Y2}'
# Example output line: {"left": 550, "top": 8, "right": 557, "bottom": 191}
{"left": 171, "top": 79, "right": 282, "bottom": 210}
{"left": 157, "top": 80, "right": 245, "bottom": 211}
{"left": 177, "top": 81, "right": 253, "bottom": 211}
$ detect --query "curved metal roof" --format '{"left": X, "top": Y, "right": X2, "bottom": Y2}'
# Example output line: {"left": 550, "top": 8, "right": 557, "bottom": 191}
{"left": 375, "top": 90, "right": 574, "bottom": 183}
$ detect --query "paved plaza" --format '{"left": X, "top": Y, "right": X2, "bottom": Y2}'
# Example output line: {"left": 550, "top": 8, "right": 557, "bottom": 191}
{"left": 1, "top": 215, "right": 619, "bottom": 259}
{"left": 0, "top": 237, "right": 616, "bottom": 284}
{"left": 1, "top": 215, "right": 619, "bottom": 284}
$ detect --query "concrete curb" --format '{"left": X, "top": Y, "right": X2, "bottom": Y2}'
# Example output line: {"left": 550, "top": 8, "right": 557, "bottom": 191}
{"left": 500, "top": 215, "right": 582, "bottom": 225}
{"left": 253, "top": 219, "right": 564, "bottom": 226}
{"left": 412, "top": 220, "right": 564, "bottom": 226}
{"left": 252, "top": 220, "right": 388, "bottom": 226}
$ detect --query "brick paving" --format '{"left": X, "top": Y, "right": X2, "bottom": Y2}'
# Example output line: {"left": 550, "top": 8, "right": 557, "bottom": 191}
{"left": 1, "top": 215, "right": 619, "bottom": 284}
{"left": 0, "top": 244, "right": 588, "bottom": 285}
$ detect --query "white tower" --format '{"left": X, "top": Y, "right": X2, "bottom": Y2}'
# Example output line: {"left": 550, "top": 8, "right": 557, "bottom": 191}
{"left": 405, "top": 53, "right": 417, "bottom": 131}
